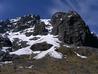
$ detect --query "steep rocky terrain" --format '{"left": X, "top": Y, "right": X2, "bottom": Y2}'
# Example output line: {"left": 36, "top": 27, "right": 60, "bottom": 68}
{"left": 0, "top": 11, "right": 98, "bottom": 74}
{"left": 51, "top": 11, "right": 98, "bottom": 47}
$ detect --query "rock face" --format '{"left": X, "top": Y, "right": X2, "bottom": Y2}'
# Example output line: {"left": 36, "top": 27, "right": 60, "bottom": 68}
{"left": 33, "top": 22, "right": 48, "bottom": 35}
{"left": 30, "top": 42, "right": 53, "bottom": 51}
{"left": 0, "top": 34, "right": 12, "bottom": 48}
{"left": 0, "top": 50, "right": 16, "bottom": 62}
{"left": 0, "top": 14, "right": 48, "bottom": 35}
{"left": 12, "top": 38, "right": 29, "bottom": 50}
{"left": 51, "top": 11, "right": 98, "bottom": 48}
{"left": 0, "top": 19, "right": 13, "bottom": 33}
{"left": 13, "top": 14, "right": 40, "bottom": 32}
{"left": 0, "top": 11, "right": 98, "bottom": 62}
{"left": 0, "top": 34, "right": 14, "bottom": 61}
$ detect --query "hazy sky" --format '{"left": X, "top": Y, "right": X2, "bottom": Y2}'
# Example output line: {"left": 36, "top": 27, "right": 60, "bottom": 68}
{"left": 0, "top": 0, "right": 98, "bottom": 34}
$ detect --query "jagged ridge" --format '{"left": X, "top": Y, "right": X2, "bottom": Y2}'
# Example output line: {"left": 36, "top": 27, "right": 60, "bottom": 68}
{"left": 0, "top": 11, "right": 98, "bottom": 62}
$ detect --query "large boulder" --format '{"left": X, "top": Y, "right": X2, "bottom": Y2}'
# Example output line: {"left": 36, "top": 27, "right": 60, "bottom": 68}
{"left": 0, "top": 34, "right": 12, "bottom": 48}
{"left": 51, "top": 11, "right": 98, "bottom": 48}
{"left": 0, "top": 50, "right": 18, "bottom": 62}
{"left": 30, "top": 42, "right": 53, "bottom": 51}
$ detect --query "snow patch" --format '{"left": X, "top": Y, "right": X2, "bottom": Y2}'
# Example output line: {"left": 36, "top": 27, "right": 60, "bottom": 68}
{"left": 0, "top": 61, "right": 12, "bottom": 65}
{"left": 9, "top": 34, "right": 62, "bottom": 59}
{"left": 74, "top": 52, "right": 87, "bottom": 59}
{"left": 10, "top": 46, "right": 32, "bottom": 55}
{"left": 8, "top": 19, "right": 62, "bottom": 59}
{"left": 68, "top": 15, "right": 73, "bottom": 18}
{"left": 10, "top": 17, "right": 21, "bottom": 23}
{"left": 26, "top": 65, "right": 33, "bottom": 69}
{"left": 41, "top": 19, "right": 50, "bottom": 25}
{"left": 32, "top": 34, "right": 60, "bottom": 47}
{"left": 41, "top": 19, "right": 53, "bottom": 33}
{"left": 33, "top": 46, "right": 63, "bottom": 59}
{"left": 63, "top": 45, "right": 71, "bottom": 48}
{"left": 2, "top": 47, "right": 11, "bottom": 52}
{"left": 49, "top": 51, "right": 63, "bottom": 59}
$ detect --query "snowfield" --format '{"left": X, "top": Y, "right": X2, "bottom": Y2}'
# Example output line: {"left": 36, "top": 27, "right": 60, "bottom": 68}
{"left": 8, "top": 19, "right": 63, "bottom": 59}
{"left": 2, "top": 19, "right": 87, "bottom": 60}
{"left": 9, "top": 33, "right": 63, "bottom": 59}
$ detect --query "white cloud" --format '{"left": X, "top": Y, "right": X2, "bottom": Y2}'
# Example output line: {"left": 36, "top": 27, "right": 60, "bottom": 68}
{"left": 48, "top": 0, "right": 70, "bottom": 15}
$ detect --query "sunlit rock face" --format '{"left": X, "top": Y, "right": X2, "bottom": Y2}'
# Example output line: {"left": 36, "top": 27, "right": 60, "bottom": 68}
{"left": 51, "top": 11, "right": 98, "bottom": 48}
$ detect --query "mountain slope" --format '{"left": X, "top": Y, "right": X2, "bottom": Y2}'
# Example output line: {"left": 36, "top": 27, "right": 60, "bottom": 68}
{"left": 0, "top": 11, "right": 98, "bottom": 74}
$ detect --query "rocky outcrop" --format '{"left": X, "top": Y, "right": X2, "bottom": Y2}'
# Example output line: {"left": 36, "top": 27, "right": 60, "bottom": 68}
{"left": 0, "top": 19, "right": 13, "bottom": 33}
{"left": 51, "top": 11, "right": 98, "bottom": 48}
{"left": 0, "top": 14, "right": 41, "bottom": 33}
{"left": 0, "top": 14, "right": 48, "bottom": 35}
{"left": 0, "top": 34, "right": 14, "bottom": 61}
{"left": 0, "top": 50, "right": 17, "bottom": 62}
{"left": 0, "top": 11, "right": 98, "bottom": 62}
{"left": 13, "top": 14, "right": 41, "bottom": 32}
{"left": 12, "top": 38, "right": 29, "bottom": 51}
{"left": 33, "top": 22, "right": 48, "bottom": 35}
{"left": 0, "top": 34, "right": 12, "bottom": 48}
{"left": 30, "top": 42, "right": 52, "bottom": 51}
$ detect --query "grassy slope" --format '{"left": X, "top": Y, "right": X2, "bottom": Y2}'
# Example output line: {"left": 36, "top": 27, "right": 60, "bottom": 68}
{"left": 0, "top": 47, "right": 98, "bottom": 74}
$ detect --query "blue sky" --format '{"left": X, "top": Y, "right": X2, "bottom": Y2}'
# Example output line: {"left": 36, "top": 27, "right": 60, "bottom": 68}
{"left": 0, "top": 0, "right": 98, "bottom": 34}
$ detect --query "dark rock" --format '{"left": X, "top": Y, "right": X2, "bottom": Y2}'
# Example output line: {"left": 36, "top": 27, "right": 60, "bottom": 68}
{"left": 33, "top": 22, "right": 48, "bottom": 35}
{"left": 29, "top": 37, "right": 40, "bottom": 40}
{"left": 30, "top": 42, "right": 53, "bottom": 51}
{"left": 5, "top": 47, "right": 12, "bottom": 52}
{"left": 0, "top": 50, "right": 17, "bottom": 62}
{"left": 0, "top": 34, "right": 12, "bottom": 48}
{"left": 13, "top": 14, "right": 40, "bottom": 32}
{"left": 18, "top": 14, "right": 34, "bottom": 23}
{"left": 25, "top": 32, "right": 33, "bottom": 37}
{"left": 0, "top": 14, "right": 41, "bottom": 33}
{"left": 12, "top": 38, "right": 29, "bottom": 50}
{"left": 84, "top": 32, "right": 98, "bottom": 48}
{"left": 0, "top": 51, "right": 5, "bottom": 57}
{"left": 51, "top": 11, "right": 98, "bottom": 48}
{"left": 0, "top": 48, "right": 14, "bottom": 62}
{"left": 0, "top": 19, "right": 13, "bottom": 33}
